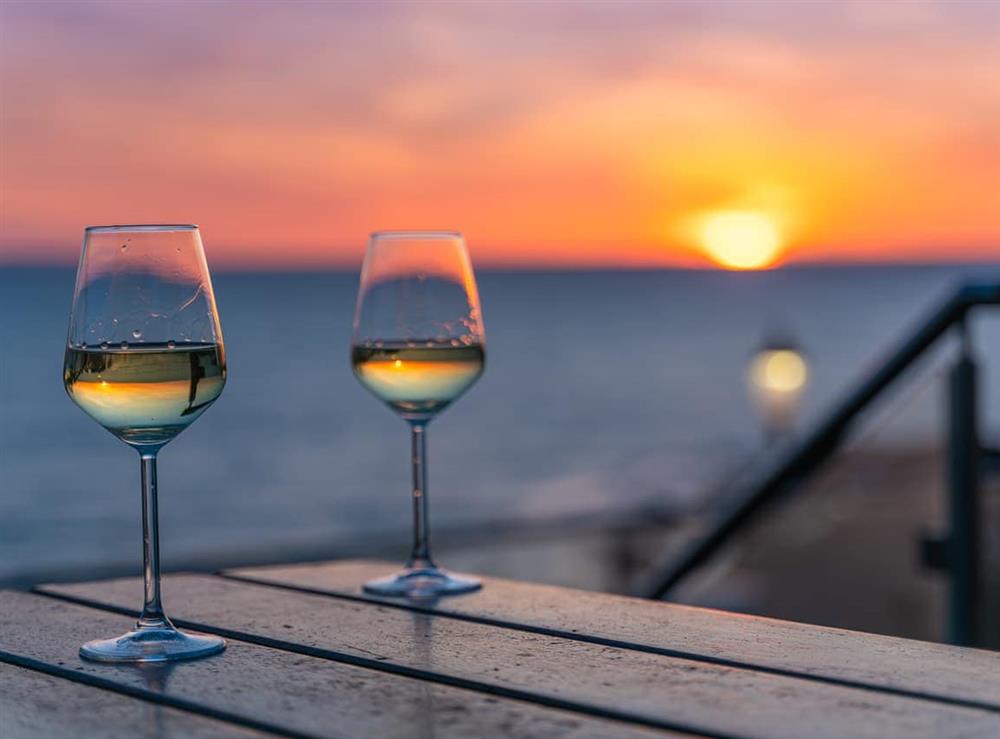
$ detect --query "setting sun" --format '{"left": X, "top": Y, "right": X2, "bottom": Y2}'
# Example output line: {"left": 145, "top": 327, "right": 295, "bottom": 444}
{"left": 701, "top": 212, "right": 782, "bottom": 270}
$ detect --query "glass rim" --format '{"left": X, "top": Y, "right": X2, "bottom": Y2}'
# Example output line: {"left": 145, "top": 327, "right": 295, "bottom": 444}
{"left": 370, "top": 230, "right": 463, "bottom": 240}
{"left": 85, "top": 224, "right": 199, "bottom": 233}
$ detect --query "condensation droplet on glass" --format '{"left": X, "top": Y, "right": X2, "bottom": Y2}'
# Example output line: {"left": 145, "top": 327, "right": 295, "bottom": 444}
{"left": 100, "top": 342, "right": 109, "bottom": 350}
{"left": 167, "top": 340, "right": 176, "bottom": 349}
{"left": 80, "top": 342, "right": 88, "bottom": 349}
{"left": 132, "top": 329, "right": 142, "bottom": 339}
{"left": 120, "top": 342, "right": 128, "bottom": 350}
{"left": 111, "top": 317, "right": 119, "bottom": 325}
{"left": 121, "top": 243, "right": 128, "bottom": 252}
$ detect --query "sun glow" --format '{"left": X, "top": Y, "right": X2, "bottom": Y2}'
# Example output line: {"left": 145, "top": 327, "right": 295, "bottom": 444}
{"left": 701, "top": 212, "right": 782, "bottom": 270}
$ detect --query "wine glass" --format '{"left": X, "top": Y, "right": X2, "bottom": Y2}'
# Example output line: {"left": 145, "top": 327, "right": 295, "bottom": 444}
{"left": 351, "top": 231, "right": 486, "bottom": 598}
{"left": 64, "top": 225, "right": 227, "bottom": 662}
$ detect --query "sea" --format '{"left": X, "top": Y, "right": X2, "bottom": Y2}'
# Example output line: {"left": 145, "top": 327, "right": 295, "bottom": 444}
{"left": 2, "top": 264, "right": 998, "bottom": 584}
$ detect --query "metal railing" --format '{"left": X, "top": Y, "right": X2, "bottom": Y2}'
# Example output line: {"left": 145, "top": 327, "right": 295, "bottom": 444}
{"left": 642, "top": 281, "right": 1000, "bottom": 646}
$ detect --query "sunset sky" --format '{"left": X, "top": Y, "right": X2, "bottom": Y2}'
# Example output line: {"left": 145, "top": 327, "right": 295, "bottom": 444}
{"left": 1, "top": 1, "right": 997, "bottom": 269}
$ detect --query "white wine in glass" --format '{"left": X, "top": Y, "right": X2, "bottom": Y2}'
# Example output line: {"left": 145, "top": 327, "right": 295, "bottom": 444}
{"left": 64, "top": 342, "right": 225, "bottom": 445}
{"left": 351, "top": 342, "right": 484, "bottom": 420}
{"left": 64, "top": 224, "right": 227, "bottom": 662}
{"left": 351, "top": 231, "right": 486, "bottom": 598}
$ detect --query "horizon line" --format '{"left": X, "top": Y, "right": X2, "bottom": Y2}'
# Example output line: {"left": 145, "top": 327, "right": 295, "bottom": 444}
{"left": 2, "top": 256, "right": 998, "bottom": 275}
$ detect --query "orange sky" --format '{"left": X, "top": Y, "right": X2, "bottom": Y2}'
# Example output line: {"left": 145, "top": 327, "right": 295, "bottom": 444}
{"left": 1, "top": 1, "right": 997, "bottom": 269}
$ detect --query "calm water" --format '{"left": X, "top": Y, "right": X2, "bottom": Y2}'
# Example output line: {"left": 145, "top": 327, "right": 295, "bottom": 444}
{"left": 2, "top": 265, "right": 998, "bottom": 582}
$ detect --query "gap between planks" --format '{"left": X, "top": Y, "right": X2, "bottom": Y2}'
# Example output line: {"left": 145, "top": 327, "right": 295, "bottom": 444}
{"left": 29, "top": 587, "right": 726, "bottom": 739}
{"left": 216, "top": 571, "right": 1000, "bottom": 716}
{"left": 0, "top": 649, "right": 307, "bottom": 739}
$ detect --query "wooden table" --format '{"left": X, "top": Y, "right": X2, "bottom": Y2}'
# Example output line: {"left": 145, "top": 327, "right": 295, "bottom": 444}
{"left": 2, "top": 560, "right": 998, "bottom": 738}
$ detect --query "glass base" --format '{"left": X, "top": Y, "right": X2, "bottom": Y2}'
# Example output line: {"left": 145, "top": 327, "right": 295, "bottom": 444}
{"left": 363, "top": 566, "right": 482, "bottom": 599}
{"left": 80, "top": 626, "right": 225, "bottom": 663}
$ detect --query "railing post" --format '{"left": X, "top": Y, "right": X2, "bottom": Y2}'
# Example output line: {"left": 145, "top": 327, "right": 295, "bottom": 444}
{"left": 946, "top": 322, "right": 980, "bottom": 646}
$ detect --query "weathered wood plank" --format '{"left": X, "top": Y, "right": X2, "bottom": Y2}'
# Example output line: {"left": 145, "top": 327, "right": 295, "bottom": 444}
{"left": 0, "top": 663, "right": 267, "bottom": 739}
{"left": 40, "top": 574, "right": 1000, "bottom": 739}
{"left": 225, "top": 559, "right": 1000, "bottom": 709}
{"left": 0, "top": 591, "right": 680, "bottom": 739}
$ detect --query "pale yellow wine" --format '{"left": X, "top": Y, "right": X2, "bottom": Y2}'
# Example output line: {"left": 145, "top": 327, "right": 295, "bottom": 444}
{"left": 64, "top": 342, "right": 225, "bottom": 446}
{"left": 351, "top": 342, "right": 484, "bottom": 420}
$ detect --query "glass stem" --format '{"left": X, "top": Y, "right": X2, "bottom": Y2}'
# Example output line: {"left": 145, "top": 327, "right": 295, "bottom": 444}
{"left": 406, "top": 422, "right": 436, "bottom": 570}
{"left": 137, "top": 451, "right": 169, "bottom": 629}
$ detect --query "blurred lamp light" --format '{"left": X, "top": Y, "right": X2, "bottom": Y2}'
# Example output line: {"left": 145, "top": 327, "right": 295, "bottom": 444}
{"left": 748, "top": 342, "right": 809, "bottom": 439}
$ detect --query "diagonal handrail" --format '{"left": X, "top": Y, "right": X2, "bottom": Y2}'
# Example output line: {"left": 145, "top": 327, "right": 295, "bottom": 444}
{"left": 643, "top": 281, "right": 1000, "bottom": 601}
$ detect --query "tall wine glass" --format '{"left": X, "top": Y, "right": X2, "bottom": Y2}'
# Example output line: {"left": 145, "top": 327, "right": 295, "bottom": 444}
{"left": 64, "top": 225, "right": 227, "bottom": 662}
{"left": 351, "top": 231, "right": 486, "bottom": 598}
